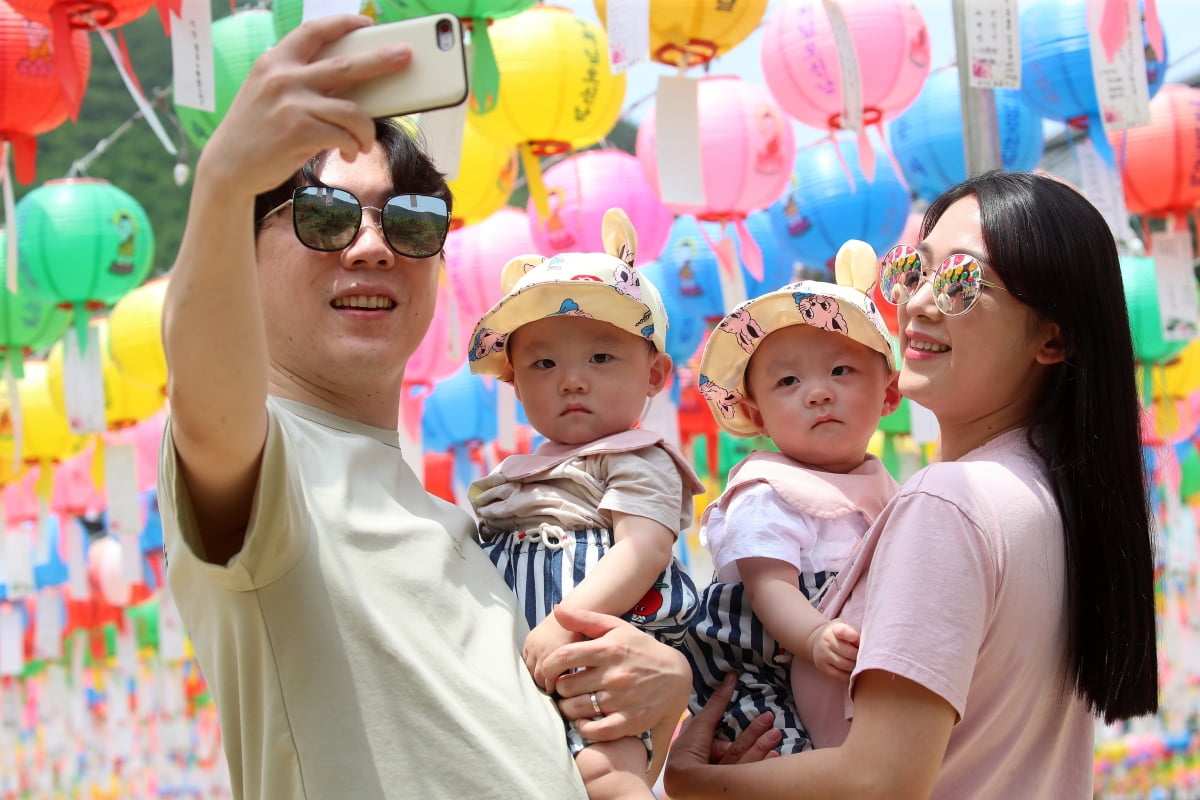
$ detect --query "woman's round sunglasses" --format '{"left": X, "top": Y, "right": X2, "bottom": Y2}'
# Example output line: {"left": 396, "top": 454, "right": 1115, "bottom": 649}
{"left": 260, "top": 186, "right": 450, "bottom": 259}
{"left": 878, "top": 244, "right": 1007, "bottom": 316}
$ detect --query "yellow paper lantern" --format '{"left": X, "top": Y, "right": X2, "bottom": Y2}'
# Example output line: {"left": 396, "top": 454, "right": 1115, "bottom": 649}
{"left": 17, "top": 360, "right": 86, "bottom": 480}
{"left": 467, "top": 5, "right": 626, "bottom": 218}
{"left": 594, "top": 0, "right": 768, "bottom": 67}
{"left": 108, "top": 276, "right": 168, "bottom": 395}
{"left": 1156, "top": 339, "right": 1200, "bottom": 400}
{"left": 0, "top": 390, "right": 27, "bottom": 487}
{"left": 46, "top": 317, "right": 165, "bottom": 431}
{"left": 447, "top": 119, "right": 519, "bottom": 228}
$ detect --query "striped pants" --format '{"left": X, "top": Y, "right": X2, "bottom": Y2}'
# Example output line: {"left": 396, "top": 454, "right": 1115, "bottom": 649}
{"left": 482, "top": 526, "right": 699, "bottom": 756}
{"left": 678, "top": 572, "right": 833, "bottom": 755}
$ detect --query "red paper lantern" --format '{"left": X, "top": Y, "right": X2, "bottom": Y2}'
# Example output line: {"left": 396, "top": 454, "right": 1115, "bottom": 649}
{"left": 1110, "top": 84, "right": 1200, "bottom": 223}
{"left": 4, "top": 0, "right": 151, "bottom": 126}
{"left": 0, "top": 0, "right": 90, "bottom": 182}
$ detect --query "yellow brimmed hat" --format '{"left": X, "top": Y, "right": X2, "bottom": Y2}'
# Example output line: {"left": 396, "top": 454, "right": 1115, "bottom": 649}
{"left": 468, "top": 208, "right": 668, "bottom": 377}
{"left": 697, "top": 278, "right": 895, "bottom": 437}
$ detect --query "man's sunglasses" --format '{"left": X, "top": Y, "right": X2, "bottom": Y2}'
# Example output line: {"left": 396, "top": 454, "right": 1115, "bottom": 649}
{"left": 260, "top": 186, "right": 450, "bottom": 259}
{"left": 879, "top": 244, "right": 1008, "bottom": 317}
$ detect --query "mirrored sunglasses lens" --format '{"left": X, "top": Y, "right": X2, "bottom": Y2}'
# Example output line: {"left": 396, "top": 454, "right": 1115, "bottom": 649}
{"left": 381, "top": 195, "right": 449, "bottom": 257}
{"left": 292, "top": 188, "right": 361, "bottom": 251}
{"left": 933, "top": 255, "right": 984, "bottom": 316}
{"left": 880, "top": 245, "right": 923, "bottom": 306}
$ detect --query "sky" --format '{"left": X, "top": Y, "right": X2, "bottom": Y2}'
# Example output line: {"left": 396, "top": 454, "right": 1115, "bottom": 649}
{"left": 557, "top": 0, "right": 1200, "bottom": 145}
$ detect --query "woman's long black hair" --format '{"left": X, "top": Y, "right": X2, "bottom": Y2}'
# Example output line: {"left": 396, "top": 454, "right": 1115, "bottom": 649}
{"left": 923, "top": 172, "right": 1158, "bottom": 723}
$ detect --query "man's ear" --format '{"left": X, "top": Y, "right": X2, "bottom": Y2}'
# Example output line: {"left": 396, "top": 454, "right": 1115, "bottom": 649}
{"left": 880, "top": 370, "right": 902, "bottom": 417}
{"left": 647, "top": 352, "right": 672, "bottom": 397}
{"left": 1034, "top": 321, "right": 1068, "bottom": 366}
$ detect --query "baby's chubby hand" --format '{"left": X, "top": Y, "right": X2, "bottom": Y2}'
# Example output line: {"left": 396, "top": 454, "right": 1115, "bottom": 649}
{"left": 522, "top": 610, "right": 585, "bottom": 692}
{"left": 809, "top": 619, "right": 860, "bottom": 682}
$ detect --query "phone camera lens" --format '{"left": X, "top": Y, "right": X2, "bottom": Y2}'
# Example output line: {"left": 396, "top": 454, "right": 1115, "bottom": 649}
{"left": 436, "top": 18, "right": 454, "bottom": 50}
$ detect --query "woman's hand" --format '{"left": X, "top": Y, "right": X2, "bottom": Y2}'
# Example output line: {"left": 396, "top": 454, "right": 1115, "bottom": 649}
{"left": 539, "top": 605, "right": 690, "bottom": 742}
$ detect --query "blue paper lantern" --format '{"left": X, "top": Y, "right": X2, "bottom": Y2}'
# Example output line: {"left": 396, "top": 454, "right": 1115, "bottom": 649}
{"left": 422, "top": 363, "right": 499, "bottom": 453}
{"left": 767, "top": 136, "right": 911, "bottom": 272}
{"left": 889, "top": 70, "right": 1044, "bottom": 203}
{"left": 1020, "top": 0, "right": 1167, "bottom": 162}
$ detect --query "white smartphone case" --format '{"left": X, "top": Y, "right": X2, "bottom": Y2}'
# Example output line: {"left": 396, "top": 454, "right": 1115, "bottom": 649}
{"left": 317, "top": 14, "right": 469, "bottom": 119}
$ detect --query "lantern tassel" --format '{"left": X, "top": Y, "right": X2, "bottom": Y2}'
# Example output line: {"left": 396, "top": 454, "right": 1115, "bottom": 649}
{"left": 856, "top": 126, "right": 876, "bottom": 183}
{"left": 50, "top": 5, "right": 85, "bottom": 122}
{"left": 732, "top": 217, "right": 763, "bottom": 282}
{"left": 520, "top": 143, "right": 550, "bottom": 221}
{"left": 72, "top": 302, "right": 90, "bottom": 354}
{"left": 96, "top": 29, "right": 178, "bottom": 159}
{"left": 467, "top": 18, "right": 499, "bottom": 114}
{"left": 1, "top": 143, "right": 17, "bottom": 293}
{"left": 9, "top": 134, "right": 37, "bottom": 186}
{"left": 1144, "top": 0, "right": 1164, "bottom": 63}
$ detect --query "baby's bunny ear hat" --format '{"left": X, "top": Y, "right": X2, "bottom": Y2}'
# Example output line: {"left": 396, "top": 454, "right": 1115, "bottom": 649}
{"left": 467, "top": 208, "right": 669, "bottom": 378}
{"left": 697, "top": 239, "right": 896, "bottom": 437}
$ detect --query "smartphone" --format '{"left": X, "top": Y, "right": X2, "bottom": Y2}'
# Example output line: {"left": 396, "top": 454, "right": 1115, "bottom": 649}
{"left": 317, "top": 14, "right": 469, "bottom": 119}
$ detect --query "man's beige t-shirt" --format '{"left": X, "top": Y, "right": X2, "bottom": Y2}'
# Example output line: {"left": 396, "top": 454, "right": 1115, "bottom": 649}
{"left": 160, "top": 397, "right": 587, "bottom": 800}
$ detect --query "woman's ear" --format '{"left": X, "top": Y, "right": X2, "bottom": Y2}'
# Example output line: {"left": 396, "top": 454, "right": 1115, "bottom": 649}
{"left": 1034, "top": 321, "right": 1067, "bottom": 366}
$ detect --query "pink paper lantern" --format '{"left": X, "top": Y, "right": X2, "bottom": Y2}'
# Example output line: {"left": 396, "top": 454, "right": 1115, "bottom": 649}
{"left": 446, "top": 206, "right": 545, "bottom": 328}
{"left": 405, "top": 280, "right": 470, "bottom": 391}
{"left": 526, "top": 149, "right": 675, "bottom": 264}
{"left": 760, "top": 0, "right": 930, "bottom": 133}
{"left": 637, "top": 75, "right": 794, "bottom": 281}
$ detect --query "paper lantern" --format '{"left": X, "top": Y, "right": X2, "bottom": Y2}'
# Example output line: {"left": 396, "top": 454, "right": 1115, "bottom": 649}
{"left": 446, "top": 119, "right": 518, "bottom": 228}
{"left": 107, "top": 275, "right": 167, "bottom": 395}
{"left": 467, "top": 6, "right": 625, "bottom": 217}
{"left": 16, "top": 177, "right": 154, "bottom": 348}
{"left": 423, "top": 362, "right": 497, "bottom": 452}
{"left": 527, "top": 149, "right": 674, "bottom": 264}
{"left": 0, "top": 0, "right": 90, "bottom": 182}
{"left": 594, "top": 0, "right": 767, "bottom": 67}
{"left": 1020, "top": 0, "right": 1167, "bottom": 162}
{"left": 767, "top": 136, "right": 910, "bottom": 273}
{"left": 1110, "top": 84, "right": 1200, "bottom": 220}
{"left": 760, "top": 0, "right": 929, "bottom": 177}
{"left": 86, "top": 536, "right": 131, "bottom": 607}
{"left": 0, "top": 228, "right": 70, "bottom": 379}
{"left": 889, "top": 69, "right": 1043, "bottom": 204}
{"left": 446, "top": 206, "right": 543, "bottom": 328}
{"left": 1121, "top": 255, "right": 1189, "bottom": 365}
{"left": 405, "top": 278, "right": 469, "bottom": 390}
{"left": 174, "top": 10, "right": 276, "bottom": 151}
{"left": 16, "top": 360, "right": 84, "bottom": 472}
{"left": 46, "top": 317, "right": 164, "bottom": 430}
{"left": 637, "top": 75, "right": 794, "bottom": 288}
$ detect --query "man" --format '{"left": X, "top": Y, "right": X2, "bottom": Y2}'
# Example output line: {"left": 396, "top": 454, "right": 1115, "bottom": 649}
{"left": 160, "top": 15, "right": 691, "bottom": 799}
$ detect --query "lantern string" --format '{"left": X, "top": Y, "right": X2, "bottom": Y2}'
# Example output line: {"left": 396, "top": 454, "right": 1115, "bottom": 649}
{"left": 67, "top": 87, "right": 178, "bottom": 179}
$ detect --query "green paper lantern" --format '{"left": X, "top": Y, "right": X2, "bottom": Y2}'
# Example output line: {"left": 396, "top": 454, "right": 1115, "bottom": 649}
{"left": 0, "top": 228, "right": 71, "bottom": 379}
{"left": 16, "top": 178, "right": 154, "bottom": 349}
{"left": 1180, "top": 446, "right": 1200, "bottom": 501}
{"left": 125, "top": 598, "right": 159, "bottom": 652}
{"left": 877, "top": 396, "right": 911, "bottom": 435}
{"left": 174, "top": 10, "right": 277, "bottom": 151}
{"left": 272, "top": 0, "right": 412, "bottom": 39}
{"left": 1121, "top": 255, "right": 1191, "bottom": 366}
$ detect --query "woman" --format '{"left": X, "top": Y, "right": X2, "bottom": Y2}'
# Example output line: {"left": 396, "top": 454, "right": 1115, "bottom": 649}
{"left": 664, "top": 171, "right": 1158, "bottom": 799}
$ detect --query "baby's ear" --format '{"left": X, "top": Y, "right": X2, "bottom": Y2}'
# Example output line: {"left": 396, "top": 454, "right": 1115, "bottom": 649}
{"left": 499, "top": 255, "right": 546, "bottom": 294}
{"left": 834, "top": 239, "right": 878, "bottom": 294}
{"left": 601, "top": 207, "right": 638, "bottom": 268}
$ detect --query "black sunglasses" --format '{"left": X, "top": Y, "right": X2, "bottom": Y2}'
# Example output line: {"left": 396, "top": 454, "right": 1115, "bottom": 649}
{"left": 261, "top": 186, "right": 450, "bottom": 259}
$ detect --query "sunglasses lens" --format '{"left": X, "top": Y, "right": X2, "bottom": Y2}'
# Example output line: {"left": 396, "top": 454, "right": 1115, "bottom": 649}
{"left": 292, "top": 187, "right": 361, "bottom": 251}
{"left": 381, "top": 194, "right": 449, "bottom": 258}
{"left": 879, "top": 245, "right": 923, "bottom": 306}
{"left": 933, "top": 255, "right": 984, "bottom": 316}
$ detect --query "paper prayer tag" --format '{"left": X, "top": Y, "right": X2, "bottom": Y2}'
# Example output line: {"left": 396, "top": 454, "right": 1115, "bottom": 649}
{"left": 63, "top": 325, "right": 106, "bottom": 435}
{"left": 1088, "top": 0, "right": 1150, "bottom": 132}
{"left": 169, "top": 0, "right": 215, "bottom": 113}
{"left": 606, "top": 0, "right": 649, "bottom": 73}
{"left": 822, "top": 0, "right": 862, "bottom": 132}
{"left": 654, "top": 76, "right": 706, "bottom": 207}
{"left": 964, "top": 0, "right": 1021, "bottom": 89}
{"left": 1150, "top": 230, "right": 1200, "bottom": 343}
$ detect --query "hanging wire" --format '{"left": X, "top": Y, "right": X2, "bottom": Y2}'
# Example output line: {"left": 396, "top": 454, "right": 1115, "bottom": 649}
{"left": 66, "top": 86, "right": 186, "bottom": 178}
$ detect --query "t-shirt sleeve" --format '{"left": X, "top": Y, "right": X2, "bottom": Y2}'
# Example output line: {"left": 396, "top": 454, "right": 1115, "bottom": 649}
{"left": 159, "top": 405, "right": 310, "bottom": 590}
{"left": 850, "top": 484, "right": 998, "bottom": 721}
{"left": 596, "top": 447, "right": 687, "bottom": 536}
{"left": 708, "top": 482, "right": 819, "bottom": 573}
